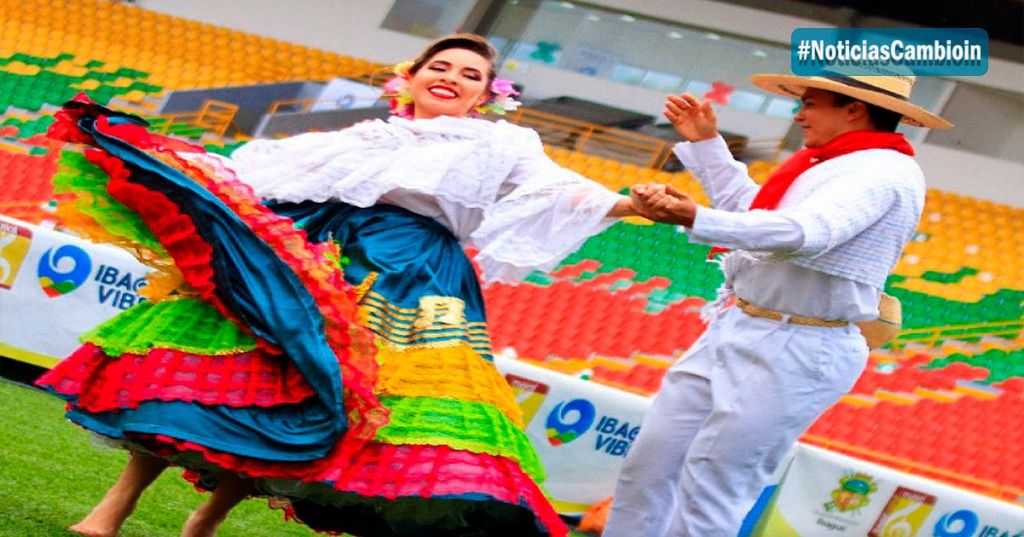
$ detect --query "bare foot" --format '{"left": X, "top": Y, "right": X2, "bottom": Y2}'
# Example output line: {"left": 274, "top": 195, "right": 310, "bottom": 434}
{"left": 67, "top": 523, "right": 112, "bottom": 537}
{"left": 67, "top": 495, "right": 136, "bottom": 537}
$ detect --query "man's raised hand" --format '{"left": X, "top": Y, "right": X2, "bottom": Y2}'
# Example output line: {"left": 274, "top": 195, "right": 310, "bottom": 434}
{"left": 664, "top": 93, "right": 718, "bottom": 142}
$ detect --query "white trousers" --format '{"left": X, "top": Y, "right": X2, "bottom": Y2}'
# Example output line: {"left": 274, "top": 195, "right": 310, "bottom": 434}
{"left": 603, "top": 307, "right": 868, "bottom": 537}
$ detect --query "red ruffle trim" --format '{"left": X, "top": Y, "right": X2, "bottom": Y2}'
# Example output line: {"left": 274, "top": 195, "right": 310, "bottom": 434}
{"left": 142, "top": 434, "right": 566, "bottom": 537}
{"left": 84, "top": 148, "right": 255, "bottom": 337}
{"left": 36, "top": 343, "right": 315, "bottom": 412}
{"left": 47, "top": 93, "right": 98, "bottom": 145}
{"left": 87, "top": 114, "right": 386, "bottom": 448}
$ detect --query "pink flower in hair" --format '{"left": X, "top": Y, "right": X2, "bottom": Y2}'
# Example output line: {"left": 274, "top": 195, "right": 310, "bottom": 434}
{"left": 473, "top": 77, "right": 521, "bottom": 117}
{"left": 490, "top": 78, "right": 520, "bottom": 97}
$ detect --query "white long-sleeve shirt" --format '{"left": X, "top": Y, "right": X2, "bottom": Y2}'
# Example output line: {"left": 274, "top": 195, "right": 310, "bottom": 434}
{"left": 674, "top": 136, "right": 925, "bottom": 322}
{"left": 205, "top": 115, "right": 624, "bottom": 283}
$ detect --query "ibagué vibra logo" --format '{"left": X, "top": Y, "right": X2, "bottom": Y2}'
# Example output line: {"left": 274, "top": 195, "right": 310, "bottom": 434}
{"left": 545, "top": 398, "right": 596, "bottom": 446}
{"left": 92, "top": 263, "right": 147, "bottom": 310}
{"left": 933, "top": 509, "right": 1022, "bottom": 537}
{"left": 36, "top": 242, "right": 148, "bottom": 309}
{"left": 935, "top": 510, "right": 980, "bottom": 537}
{"left": 543, "top": 399, "right": 641, "bottom": 457}
{"left": 37, "top": 244, "right": 92, "bottom": 297}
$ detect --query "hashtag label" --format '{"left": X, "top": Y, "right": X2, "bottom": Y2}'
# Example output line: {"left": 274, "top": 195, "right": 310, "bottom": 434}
{"left": 790, "top": 28, "right": 988, "bottom": 77}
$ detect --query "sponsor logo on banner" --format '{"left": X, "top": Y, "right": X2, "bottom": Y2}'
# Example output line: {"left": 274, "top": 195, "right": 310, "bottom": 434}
{"left": 933, "top": 509, "right": 1022, "bottom": 537}
{"left": 813, "top": 471, "right": 879, "bottom": 532}
{"left": 505, "top": 374, "right": 550, "bottom": 426}
{"left": 545, "top": 398, "right": 596, "bottom": 446}
{"left": 34, "top": 242, "right": 148, "bottom": 309}
{"left": 542, "top": 397, "right": 642, "bottom": 457}
{"left": 37, "top": 244, "right": 92, "bottom": 297}
{"left": 868, "top": 486, "right": 936, "bottom": 537}
{"left": 0, "top": 220, "right": 32, "bottom": 289}
{"left": 592, "top": 413, "right": 640, "bottom": 457}
{"left": 92, "top": 263, "right": 147, "bottom": 310}
{"left": 825, "top": 471, "right": 878, "bottom": 513}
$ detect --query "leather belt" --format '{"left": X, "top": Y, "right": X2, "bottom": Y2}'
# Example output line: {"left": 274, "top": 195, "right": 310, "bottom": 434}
{"left": 736, "top": 298, "right": 849, "bottom": 328}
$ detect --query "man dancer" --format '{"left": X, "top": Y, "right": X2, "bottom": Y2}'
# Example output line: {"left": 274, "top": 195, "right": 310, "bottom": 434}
{"left": 604, "top": 72, "right": 951, "bottom": 536}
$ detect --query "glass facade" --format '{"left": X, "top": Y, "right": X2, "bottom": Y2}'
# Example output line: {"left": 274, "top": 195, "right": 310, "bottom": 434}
{"left": 383, "top": 0, "right": 954, "bottom": 131}
{"left": 381, "top": 0, "right": 476, "bottom": 39}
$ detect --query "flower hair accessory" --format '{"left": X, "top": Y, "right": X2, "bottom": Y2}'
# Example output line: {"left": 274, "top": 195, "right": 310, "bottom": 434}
{"left": 383, "top": 61, "right": 521, "bottom": 119}
{"left": 477, "top": 77, "right": 521, "bottom": 117}
{"left": 383, "top": 61, "right": 416, "bottom": 119}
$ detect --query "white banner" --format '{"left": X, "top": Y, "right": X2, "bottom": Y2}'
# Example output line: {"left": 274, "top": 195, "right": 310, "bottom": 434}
{"left": 495, "top": 355, "right": 651, "bottom": 514}
{"left": 0, "top": 216, "right": 151, "bottom": 367}
{"left": 751, "top": 444, "right": 1023, "bottom": 537}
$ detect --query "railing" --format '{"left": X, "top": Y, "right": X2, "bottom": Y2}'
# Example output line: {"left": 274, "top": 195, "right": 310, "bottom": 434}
{"left": 890, "top": 319, "right": 1024, "bottom": 356}
{"left": 507, "top": 107, "right": 668, "bottom": 168}
{"left": 151, "top": 100, "right": 239, "bottom": 138}
{"left": 266, "top": 98, "right": 319, "bottom": 116}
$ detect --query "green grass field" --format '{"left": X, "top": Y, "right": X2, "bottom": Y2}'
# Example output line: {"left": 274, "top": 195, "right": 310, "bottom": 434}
{"left": 0, "top": 379, "right": 318, "bottom": 537}
{"left": 0, "top": 379, "right": 590, "bottom": 537}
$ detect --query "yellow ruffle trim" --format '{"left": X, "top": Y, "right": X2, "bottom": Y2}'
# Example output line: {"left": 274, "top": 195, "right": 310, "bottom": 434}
{"left": 375, "top": 341, "right": 524, "bottom": 428}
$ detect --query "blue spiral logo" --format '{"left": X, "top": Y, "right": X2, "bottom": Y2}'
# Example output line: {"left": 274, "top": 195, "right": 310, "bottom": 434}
{"left": 934, "top": 510, "right": 979, "bottom": 537}
{"left": 545, "top": 399, "right": 596, "bottom": 446}
{"left": 37, "top": 245, "right": 92, "bottom": 297}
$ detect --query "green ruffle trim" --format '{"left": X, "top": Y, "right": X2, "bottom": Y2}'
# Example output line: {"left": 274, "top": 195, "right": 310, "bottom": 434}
{"left": 375, "top": 396, "right": 546, "bottom": 483}
{"left": 54, "top": 150, "right": 167, "bottom": 255}
{"left": 82, "top": 298, "right": 257, "bottom": 356}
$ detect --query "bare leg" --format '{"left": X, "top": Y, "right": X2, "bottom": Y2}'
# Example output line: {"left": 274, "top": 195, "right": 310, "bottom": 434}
{"left": 181, "top": 474, "right": 253, "bottom": 537}
{"left": 70, "top": 453, "right": 169, "bottom": 537}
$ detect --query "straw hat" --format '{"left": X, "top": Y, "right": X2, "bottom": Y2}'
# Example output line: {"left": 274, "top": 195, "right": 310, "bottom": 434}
{"left": 750, "top": 71, "right": 952, "bottom": 129}
{"left": 857, "top": 293, "right": 902, "bottom": 349}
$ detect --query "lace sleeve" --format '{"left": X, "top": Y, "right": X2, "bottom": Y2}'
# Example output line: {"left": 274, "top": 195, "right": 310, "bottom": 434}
{"left": 470, "top": 130, "right": 623, "bottom": 283}
{"left": 225, "top": 126, "right": 384, "bottom": 200}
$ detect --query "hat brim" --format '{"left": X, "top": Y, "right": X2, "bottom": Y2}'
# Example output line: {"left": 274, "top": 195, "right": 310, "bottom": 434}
{"left": 750, "top": 74, "right": 952, "bottom": 129}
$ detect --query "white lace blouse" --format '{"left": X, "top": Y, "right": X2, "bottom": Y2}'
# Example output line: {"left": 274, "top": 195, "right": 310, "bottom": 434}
{"left": 222, "top": 115, "right": 624, "bottom": 283}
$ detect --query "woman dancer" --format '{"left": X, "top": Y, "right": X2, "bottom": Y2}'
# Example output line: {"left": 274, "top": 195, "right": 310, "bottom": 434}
{"left": 38, "top": 33, "right": 636, "bottom": 536}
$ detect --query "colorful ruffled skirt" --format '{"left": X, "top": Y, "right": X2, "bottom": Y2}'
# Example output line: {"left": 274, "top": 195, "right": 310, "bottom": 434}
{"left": 35, "top": 98, "right": 566, "bottom": 537}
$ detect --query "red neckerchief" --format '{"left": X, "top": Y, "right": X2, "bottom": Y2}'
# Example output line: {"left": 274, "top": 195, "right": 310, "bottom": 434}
{"left": 707, "top": 129, "right": 915, "bottom": 257}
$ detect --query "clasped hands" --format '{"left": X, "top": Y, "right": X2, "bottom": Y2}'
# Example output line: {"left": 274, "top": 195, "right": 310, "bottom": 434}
{"left": 629, "top": 183, "right": 698, "bottom": 227}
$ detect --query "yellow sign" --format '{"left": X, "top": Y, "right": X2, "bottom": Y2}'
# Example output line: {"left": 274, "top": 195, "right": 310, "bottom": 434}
{"left": 505, "top": 374, "right": 550, "bottom": 427}
{"left": 868, "top": 486, "right": 936, "bottom": 537}
{"left": 0, "top": 220, "right": 32, "bottom": 289}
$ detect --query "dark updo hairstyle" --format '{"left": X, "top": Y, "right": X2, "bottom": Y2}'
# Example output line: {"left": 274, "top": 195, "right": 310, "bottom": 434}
{"left": 408, "top": 33, "right": 498, "bottom": 89}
